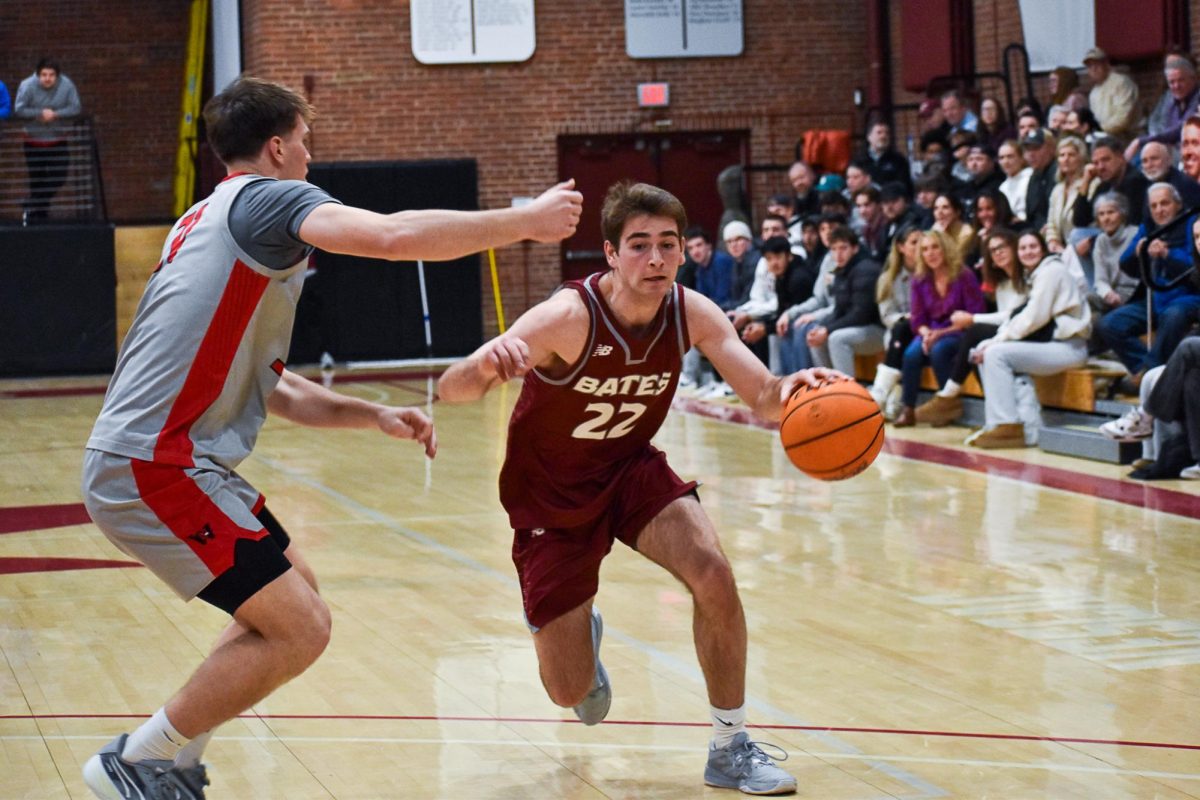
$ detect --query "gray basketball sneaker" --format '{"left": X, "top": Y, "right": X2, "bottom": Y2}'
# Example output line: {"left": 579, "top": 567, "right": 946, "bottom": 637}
{"left": 704, "top": 733, "right": 797, "bottom": 795}
{"left": 572, "top": 606, "right": 611, "bottom": 725}
{"left": 82, "top": 733, "right": 209, "bottom": 800}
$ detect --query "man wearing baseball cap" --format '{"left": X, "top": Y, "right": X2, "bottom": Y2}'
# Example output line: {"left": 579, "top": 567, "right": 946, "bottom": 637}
{"left": 1022, "top": 127, "right": 1058, "bottom": 231}
{"left": 1084, "top": 47, "right": 1139, "bottom": 141}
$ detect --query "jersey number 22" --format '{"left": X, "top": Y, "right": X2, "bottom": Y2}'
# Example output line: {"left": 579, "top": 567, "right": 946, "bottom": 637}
{"left": 571, "top": 402, "right": 647, "bottom": 440}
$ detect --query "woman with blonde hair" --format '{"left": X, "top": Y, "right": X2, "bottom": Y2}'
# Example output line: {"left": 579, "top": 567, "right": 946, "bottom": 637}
{"left": 868, "top": 225, "right": 922, "bottom": 417}
{"left": 915, "top": 227, "right": 1030, "bottom": 425}
{"left": 893, "top": 229, "right": 986, "bottom": 426}
{"left": 1044, "top": 135, "right": 1092, "bottom": 253}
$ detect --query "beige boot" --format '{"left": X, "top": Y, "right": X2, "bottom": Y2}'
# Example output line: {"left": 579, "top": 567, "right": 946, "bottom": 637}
{"left": 966, "top": 423, "right": 1027, "bottom": 449}
{"left": 915, "top": 394, "right": 963, "bottom": 427}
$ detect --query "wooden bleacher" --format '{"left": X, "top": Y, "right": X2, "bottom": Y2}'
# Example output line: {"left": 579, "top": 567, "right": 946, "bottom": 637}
{"left": 852, "top": 353, "right": 1126, "bottom": 414}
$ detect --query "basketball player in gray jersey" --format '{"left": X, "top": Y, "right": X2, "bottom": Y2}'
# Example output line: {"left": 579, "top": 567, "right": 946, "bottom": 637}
{"left": 80, "top": 76, "right": 582, "bottom": 800}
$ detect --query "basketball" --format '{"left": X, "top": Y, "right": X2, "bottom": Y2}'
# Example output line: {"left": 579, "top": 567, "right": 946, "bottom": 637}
{"left": 779, "top": 379, "right": 884, "bottom": 480}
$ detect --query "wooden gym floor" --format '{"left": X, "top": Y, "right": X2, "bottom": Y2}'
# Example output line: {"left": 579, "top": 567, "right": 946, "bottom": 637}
{"left": 1, "top": 369, "right": 1198, "bottom": 799}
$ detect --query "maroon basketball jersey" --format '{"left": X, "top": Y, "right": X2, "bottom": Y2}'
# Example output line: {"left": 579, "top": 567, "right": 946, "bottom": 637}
{"left": 499, "top": 272, "right": 690, "bottom": 529}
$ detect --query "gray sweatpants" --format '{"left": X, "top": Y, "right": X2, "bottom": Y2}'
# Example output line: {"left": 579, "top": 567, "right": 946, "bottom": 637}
{"left": 980, "top": 339, "right": 1088, "bottom": 427}
{"left": 810, "top": 324, "right": 885, "bottom": 377}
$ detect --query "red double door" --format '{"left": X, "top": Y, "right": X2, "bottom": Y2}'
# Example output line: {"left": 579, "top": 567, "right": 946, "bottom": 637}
{"left": 558, "top": 131, "right": 749, "bottom": 282}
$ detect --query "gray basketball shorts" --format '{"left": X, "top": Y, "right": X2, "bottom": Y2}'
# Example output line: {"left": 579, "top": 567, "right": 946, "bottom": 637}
{"left": 81, "top": 449, "right": 292, "bottom": 614}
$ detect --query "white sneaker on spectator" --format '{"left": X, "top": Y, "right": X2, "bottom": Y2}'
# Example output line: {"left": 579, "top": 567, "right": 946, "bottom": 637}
{"left": 701, "top": 381, "right": 735, "bottom": 400}
{"left": 883, "top": 385, "right": 903, "bottom": 421}
{"left": 678, "top": 375, "right": 699, "bottom": 394}
{"left": 1181, "top": 464, "right": 1200, "bottom": 480}
{"left": 1099, "top": 407, "right": 1153, "bottom": 441}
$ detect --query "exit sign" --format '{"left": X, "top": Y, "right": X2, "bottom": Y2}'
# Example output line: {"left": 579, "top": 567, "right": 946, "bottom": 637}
{"left": 637, "top": 82, "right": 670, "bottom": 107}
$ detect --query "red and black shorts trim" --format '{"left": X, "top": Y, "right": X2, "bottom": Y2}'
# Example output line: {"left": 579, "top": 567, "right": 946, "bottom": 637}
{"left": 197, "top": 505, "right": 293, "bottom": 615}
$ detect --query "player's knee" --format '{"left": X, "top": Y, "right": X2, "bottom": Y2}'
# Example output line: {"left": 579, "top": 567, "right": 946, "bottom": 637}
{"left": 288, "top": 597, "right": 332, "bottom": 670}
{"left": 688, "top": 550, "right": 737, "bottom": 601}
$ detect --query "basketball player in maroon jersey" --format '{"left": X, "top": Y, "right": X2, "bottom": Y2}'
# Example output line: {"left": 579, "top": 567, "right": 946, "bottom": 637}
{"left": 439, "top": 182, "right": 847, "bottom": 795}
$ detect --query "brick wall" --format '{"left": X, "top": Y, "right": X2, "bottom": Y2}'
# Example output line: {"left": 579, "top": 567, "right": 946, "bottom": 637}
{"left": 240, "top": 0, "right": 869, "bottom": 332}
{"left": 0, "top": 2, "right": 188, "bottom": 223}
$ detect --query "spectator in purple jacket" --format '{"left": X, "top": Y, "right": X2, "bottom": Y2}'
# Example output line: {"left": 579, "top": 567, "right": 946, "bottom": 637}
{"left": 893, "top": 229, "right": 986, "bottom": 426}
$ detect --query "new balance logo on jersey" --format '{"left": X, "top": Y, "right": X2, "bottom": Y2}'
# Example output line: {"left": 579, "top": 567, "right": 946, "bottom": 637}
{"left": 592, "top": 344, "right": 614, "bottom": 357}
{"left": 188, "top": 525, "right": 215, "bottom": 545}
{"left": 531, "top": 528, "right": 546, "bottom": 536}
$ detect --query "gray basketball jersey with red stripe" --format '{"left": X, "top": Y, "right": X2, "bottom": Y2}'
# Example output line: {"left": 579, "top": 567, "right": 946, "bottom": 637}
{"left": 87, "top": 173, "right": 330, "bottom": 473}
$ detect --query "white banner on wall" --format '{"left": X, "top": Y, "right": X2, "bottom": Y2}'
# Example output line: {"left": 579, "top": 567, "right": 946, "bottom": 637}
{"left": 1017, "top": 0, "right": 1095, "bottom": 73}
{"left": 411, "top": 0, "right": 536, "bottom": 65}
{"left": 625, "top": 0, "right": 743, "bottom": 59}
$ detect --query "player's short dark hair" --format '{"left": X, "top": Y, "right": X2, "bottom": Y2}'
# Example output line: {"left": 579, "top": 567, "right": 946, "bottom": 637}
{"left": 827, "top": 224, "right": 859, "bottom": 246}
{"left": 602, "top": 181, "right": 688, "bottom": 249}
{"left": 203, "top": 76, "right": 314, "bottom": 165}
{"left": 761, "top": 236, "right": 791, "bottom": 255}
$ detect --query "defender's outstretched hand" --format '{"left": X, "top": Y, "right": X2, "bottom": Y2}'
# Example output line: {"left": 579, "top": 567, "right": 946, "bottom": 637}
{"left": 523, "top": 180, "right": 584, "bottom": 242}
{"left": 778, "top": 367, "right": 852, "bottom": 404}
{"left": 377, "top": 406, "right": 437, "bottom": 459}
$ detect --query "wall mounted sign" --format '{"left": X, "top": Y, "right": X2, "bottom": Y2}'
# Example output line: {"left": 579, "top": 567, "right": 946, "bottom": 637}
{"left": 411, "top": 0, "right": 536, "bottom": 64}
{"left": 625, "top": 0, "right": 743, "bottom": 59}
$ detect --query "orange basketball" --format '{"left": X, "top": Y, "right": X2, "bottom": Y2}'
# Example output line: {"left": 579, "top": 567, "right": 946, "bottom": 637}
{"left": 779, "top": 379, "right": 884, "bottom": 480}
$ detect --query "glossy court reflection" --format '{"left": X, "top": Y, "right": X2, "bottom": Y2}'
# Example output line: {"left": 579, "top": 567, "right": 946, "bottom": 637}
{"left": 1, "top": 371, "right": 1197, "bottom": 799}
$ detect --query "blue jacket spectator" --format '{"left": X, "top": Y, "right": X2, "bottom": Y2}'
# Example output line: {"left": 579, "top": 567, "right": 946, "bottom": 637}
{"left": 0, "top": 80, "right": 10, "bottom": 119}
{"left": 683, "top": 225, "right": 735, "bottom": 308}
{"left": 1098, "top": 182, "right": 1200, "bottom": 378}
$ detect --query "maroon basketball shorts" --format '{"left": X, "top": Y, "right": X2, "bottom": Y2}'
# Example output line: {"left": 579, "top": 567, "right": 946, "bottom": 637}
{"left": 510, "top": 448, "right": 698, "bottom": 630}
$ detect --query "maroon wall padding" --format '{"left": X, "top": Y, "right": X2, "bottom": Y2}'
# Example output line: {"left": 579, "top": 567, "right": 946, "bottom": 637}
{"left": 900, "top": 0, "right": 976, "bottom": 93}
{"left": 1096, "top": 0, "right": 1189, "bottom": 61}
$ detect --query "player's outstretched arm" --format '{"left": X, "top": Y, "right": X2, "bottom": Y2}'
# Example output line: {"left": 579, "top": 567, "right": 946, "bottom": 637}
{"left": 266, "top": 369, "right": 436, "bottom": 458}
{"left": 438, "top": 289, "right": 585, "bottom": 403}
{"left": 298, "top": 180, "right": 583, "bottom": 262}
{"left": 687, "top": 290, "right": 848, "bottom": 422}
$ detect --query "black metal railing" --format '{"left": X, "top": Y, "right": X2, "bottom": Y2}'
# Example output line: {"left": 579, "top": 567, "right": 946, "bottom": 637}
{"left": 0, "top": 116, "right": 107, "bottom": 224}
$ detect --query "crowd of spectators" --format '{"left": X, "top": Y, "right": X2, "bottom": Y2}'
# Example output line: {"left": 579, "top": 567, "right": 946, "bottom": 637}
{"left": 679, "top": 46, "right": 1200, "bottom": 478}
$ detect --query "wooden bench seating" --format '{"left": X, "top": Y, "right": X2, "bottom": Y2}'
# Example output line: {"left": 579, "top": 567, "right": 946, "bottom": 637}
{"left": 852, "top": 352, "right": 1126, "bottom": 413}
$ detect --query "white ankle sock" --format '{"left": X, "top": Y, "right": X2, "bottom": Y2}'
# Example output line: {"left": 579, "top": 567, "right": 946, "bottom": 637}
{"left": 937, "top": 380, "right": 962, "bottom": 398}
{"left": 174, "top": 729, "right": 213, "bottom": 767}
{"left": 121, "top": 707, "right": 190, "bottom": 763}
{"left": 710, "top": 704, "right": 746, "bottom": 749}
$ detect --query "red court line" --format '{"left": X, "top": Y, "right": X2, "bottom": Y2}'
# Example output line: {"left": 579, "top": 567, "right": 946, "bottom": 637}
{"left": 4, "top": 713, "right": 1196, "bottom": 752}
{"left": 0, "top": 503, "right": 92, "bottom": 534}
{"left": 0, "top": 557, "right": 141, "bottom": 575}
{"left": 672, "top": 397, "right": 1200, "bottom": 521}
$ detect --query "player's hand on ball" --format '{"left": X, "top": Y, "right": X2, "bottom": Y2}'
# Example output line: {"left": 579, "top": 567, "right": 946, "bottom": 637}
{"left": 482, "top": 335, "right": 531, "bottom": 381}
{"left": 778, "top": 367, "right": 850, "bottom": 404}
{"left": 526, "top": 179, "right": 584, "bottom": 242}
{"left": 377, "top": 407, "right": 437, "bottom": 458}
